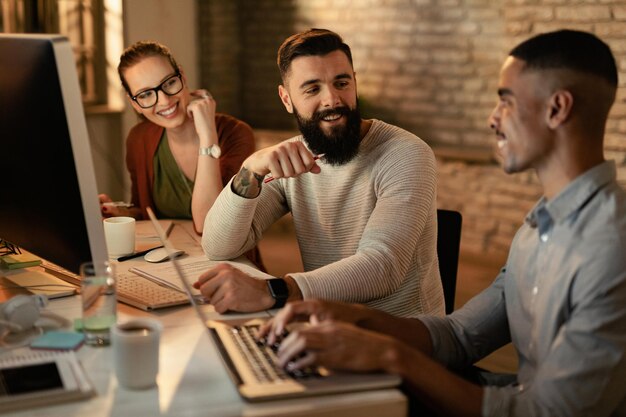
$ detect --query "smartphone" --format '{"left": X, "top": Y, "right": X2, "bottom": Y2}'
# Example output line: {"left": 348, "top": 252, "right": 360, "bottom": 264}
{"left": 0, "top": 362, "right": 65, "bottom": 396}
{"left": 0, "top": 357, "right": 84, "bottom": 412}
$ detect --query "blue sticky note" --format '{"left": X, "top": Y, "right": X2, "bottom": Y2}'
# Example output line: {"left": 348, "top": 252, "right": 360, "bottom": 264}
{"left": 30, "top": 331, "right": 85, "bottom": 350}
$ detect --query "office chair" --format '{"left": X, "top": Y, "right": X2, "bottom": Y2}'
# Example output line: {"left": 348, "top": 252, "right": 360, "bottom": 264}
{"left": 436, "top": 209, "right": 463, "bottom": 315}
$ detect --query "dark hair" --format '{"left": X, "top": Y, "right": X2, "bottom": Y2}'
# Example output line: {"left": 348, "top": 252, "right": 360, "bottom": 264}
{"left": 509, "top": 30, "right": 618, "bottom": 87}
{"left": 118, "top": 40, "right": 180, "bottom": 96}
{"left": 277, "top": 28, "right": 353, "bottom": 80}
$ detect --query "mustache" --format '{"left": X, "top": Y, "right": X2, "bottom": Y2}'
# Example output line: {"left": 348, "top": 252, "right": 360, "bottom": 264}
{"left": 312, "top": 106, "right": 351, "bottom": 122}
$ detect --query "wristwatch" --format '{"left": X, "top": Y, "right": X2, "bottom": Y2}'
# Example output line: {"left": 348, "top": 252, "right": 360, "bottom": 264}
{"left": 199, "top": 144, "right": 221, "bottom": 159}
{"left": 266, "top": 278, "right": 289, "bottom": 309}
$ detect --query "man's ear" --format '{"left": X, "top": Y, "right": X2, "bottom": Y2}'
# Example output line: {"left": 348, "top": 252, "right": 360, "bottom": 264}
{"left": 278, "top": 84, "right": 293, "bottom": 114}
{"left": 546, "top": 90, "right": 573, "bottom": 129}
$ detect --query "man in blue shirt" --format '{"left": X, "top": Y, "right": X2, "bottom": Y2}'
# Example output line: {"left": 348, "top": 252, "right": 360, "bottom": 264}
{"left": 259, "top": 30, "right": 626, "bottom": 417}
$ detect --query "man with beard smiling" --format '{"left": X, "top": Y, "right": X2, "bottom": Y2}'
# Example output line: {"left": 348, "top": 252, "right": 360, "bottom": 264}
{"left": 195, "top": 28, "right": 444, "bottom": 316}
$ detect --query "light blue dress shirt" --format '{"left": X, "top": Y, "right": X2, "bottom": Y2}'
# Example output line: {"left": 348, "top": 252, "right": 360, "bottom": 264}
{"left": 421, "top": 161, "right": 626, "bottom": 416}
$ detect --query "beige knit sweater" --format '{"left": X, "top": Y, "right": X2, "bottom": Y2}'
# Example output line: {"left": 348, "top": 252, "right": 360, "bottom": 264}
{"left": 203, "top": 119, "right": 444, "bottom": 317}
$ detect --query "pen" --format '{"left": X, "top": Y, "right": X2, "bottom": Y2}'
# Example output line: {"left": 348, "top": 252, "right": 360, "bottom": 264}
{"left": 263, "top": 155, "right": 324, "bottom": 183}
{"left": 102, "top": 201, "right": 134, "bottom": 208}
{"left": 117, "top": 245, "right": 164, "bottom": 262}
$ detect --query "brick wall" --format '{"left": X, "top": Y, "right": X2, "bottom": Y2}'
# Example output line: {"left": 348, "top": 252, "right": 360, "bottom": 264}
{"left": 199, "top": 0, "right": 626, "bottom": 261}
{"left": 197, "top": 1, "right": 241, "bottom": 117}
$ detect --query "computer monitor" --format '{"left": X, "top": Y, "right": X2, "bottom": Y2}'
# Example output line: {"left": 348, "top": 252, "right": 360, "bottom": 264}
{"left": 0, "top": 34, "right": 108, "bottom": 274}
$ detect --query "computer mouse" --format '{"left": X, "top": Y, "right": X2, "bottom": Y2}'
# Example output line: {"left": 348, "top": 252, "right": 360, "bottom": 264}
{"left": 144, "top": 247, "right": 185, "bottom": 263}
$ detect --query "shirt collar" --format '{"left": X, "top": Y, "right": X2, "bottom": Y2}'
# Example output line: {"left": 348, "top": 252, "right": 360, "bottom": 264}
{"left": 525, "top": 160, "right": 617, "bottom": 230}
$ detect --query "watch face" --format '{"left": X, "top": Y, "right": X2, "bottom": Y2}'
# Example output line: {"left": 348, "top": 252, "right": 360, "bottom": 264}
{"left": 211, "top": 145, "right": 221, "bottom": 159}
{"left": 267, "top": 278, "right": 288, "bottom": 309}
{"left": 268, "top": 278, "right": 288, "bottom": 298}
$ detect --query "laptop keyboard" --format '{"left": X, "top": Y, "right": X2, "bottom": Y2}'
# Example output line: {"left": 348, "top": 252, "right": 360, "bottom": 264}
{"left": 229, "top": 324, "right": 322, "bottom": 384}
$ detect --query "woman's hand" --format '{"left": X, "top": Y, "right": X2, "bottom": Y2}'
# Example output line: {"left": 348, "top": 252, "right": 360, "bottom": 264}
{"left": 187, "top": 89, "right": 216, "bottom": 144}
{"left": 98, "top": 194, "right": 139, "bottom": 219}
{"left": 99, "top": 194, "right": 121, "bottom": 217}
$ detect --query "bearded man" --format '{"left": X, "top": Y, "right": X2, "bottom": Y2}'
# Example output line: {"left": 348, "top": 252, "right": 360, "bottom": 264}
{"left": 197, "top": 29, "right": 442, "bottom": 316}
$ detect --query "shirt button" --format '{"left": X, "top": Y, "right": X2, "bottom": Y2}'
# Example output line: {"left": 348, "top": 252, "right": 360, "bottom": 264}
{"left": 532, "top": 286, "right": 538, "bottom": 295}
{"left": 540, "top": 233, "right": 549, "bottom": 242}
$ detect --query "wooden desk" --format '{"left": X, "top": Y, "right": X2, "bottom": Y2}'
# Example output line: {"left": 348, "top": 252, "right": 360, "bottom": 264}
{"left": 0, "top": 221, "right": 407, "bottom": 417}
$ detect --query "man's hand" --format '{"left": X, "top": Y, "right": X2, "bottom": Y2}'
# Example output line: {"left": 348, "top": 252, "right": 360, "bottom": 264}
{"left": 258, "top": 299, "right": 367, "bottom": 345}
{"left": 275, "top": 321, "right": 401, "bottom": 373}
{"left": 193, "top": 263, "right": 274, "bottom": 313}
{"left": 244, "top": 141, "right": 321, "bottom": 179}
{"left": 232, "top": 141, "right": 321, "bottom": 198}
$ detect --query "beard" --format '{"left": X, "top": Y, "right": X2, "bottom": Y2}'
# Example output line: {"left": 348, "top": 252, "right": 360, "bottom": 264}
{"left": 293, "top": 103, "right": 362, "bottom": 166}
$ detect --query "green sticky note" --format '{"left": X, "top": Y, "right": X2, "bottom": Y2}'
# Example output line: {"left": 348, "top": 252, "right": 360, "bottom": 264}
{"left": 30, "top": 331, "right": 85, "bottom": 350}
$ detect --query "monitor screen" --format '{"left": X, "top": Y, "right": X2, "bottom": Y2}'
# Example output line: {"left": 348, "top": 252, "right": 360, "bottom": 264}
{"left": 0, "top": 34, "right": 107, "bottom": 274}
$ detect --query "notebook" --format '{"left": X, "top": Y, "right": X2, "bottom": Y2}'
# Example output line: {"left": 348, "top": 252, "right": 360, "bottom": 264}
{"left": 146, "top": 207, "right": 401, "bottom": 402}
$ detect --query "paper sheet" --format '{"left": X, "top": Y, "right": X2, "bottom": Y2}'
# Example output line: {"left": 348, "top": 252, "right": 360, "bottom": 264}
{"left": 129, "top": 255, "right": 273, "bottom": 295}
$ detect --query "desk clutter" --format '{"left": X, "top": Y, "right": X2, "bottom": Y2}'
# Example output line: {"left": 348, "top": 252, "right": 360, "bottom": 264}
{"left": 41, "top": 261, "right": 189, "bottom": 311}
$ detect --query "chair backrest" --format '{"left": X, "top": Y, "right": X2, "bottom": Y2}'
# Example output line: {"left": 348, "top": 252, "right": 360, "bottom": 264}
{"left": 436, "top": 209, "right": 462, "bottom": 315}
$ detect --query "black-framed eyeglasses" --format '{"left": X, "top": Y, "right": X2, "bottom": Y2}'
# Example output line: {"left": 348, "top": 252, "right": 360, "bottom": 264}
{"left": 131, "top": 72, "right": 184, "bottom": 108}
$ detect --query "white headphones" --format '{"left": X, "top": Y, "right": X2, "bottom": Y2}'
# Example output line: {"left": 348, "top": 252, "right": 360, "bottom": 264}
{"left": 0, "top": 294, "right": 49, "bottom": 333}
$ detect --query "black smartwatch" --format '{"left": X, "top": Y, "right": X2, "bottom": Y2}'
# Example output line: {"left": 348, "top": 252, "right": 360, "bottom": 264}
{"left": 266, "top": 278, "right": 289, "bottom": 309}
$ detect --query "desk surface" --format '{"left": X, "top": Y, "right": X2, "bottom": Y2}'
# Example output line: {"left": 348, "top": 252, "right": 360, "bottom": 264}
{"left": 0, "top": 221, "right": 407, "bottom": 417}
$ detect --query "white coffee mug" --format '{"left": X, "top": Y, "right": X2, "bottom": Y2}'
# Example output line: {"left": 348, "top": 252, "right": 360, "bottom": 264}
{"left": 103, "top": 217, "right": 135, "bottom": 257}
{"left": 112, "top": 317, "right": 162, "bottom": 389}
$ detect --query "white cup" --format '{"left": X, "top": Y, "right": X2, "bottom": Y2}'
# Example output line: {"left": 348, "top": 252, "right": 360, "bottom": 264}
{"left": 111, "top": 317, "right": 162, "bottom": 390}
{"left": 103, "top": 217, "right": 135, "bottom": 258}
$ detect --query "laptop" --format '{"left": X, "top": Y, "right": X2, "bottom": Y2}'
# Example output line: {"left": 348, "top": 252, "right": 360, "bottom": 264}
{"left": 145, "top": 207, "right": 401, "bottom": 402}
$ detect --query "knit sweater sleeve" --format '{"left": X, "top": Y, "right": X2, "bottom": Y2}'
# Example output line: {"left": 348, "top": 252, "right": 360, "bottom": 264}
{"left": 202, "top": 176, "right": 289, "bottom": 260}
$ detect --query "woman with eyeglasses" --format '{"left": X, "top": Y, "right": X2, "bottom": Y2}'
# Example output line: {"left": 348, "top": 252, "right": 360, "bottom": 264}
{"left": 99, "top": 40, "right": 263, "bottom": 269}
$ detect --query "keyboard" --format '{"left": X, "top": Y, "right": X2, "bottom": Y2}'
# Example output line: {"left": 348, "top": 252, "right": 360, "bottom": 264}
{"left": 115, "top": 271, "right": 189, "bottom": 310}
{"left": 228, "top": 324, "right": 322, "bottom": 384}
{"left": 42, "top": 262, "right": 189, "bottom": 311}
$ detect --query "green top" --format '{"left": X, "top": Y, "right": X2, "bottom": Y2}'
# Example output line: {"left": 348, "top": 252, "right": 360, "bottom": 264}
{"left": 152, "top": 131, "right": 193, "bottom": 219}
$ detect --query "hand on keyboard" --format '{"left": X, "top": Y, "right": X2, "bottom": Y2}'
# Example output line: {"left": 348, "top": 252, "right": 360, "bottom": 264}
{"left": 254, "top": 325, "right": 321, "bottom": 379}
{"left": 257, "top": 299, "right": 366, "bottom": 346}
